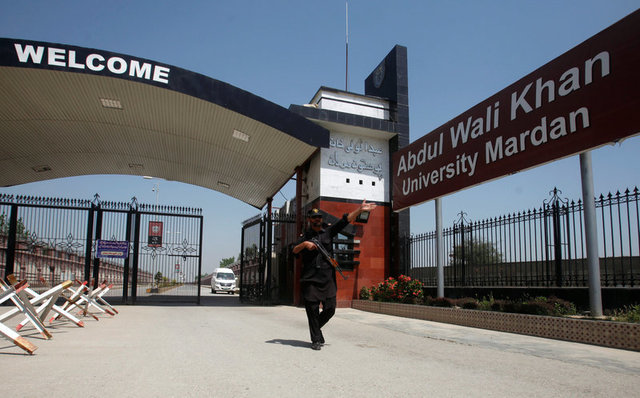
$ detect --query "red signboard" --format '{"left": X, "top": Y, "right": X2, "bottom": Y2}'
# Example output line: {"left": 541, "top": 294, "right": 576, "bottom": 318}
{"left": 392, "top": 10, "right": 640, "bottom": 211}
{"left": 148, "top": 221, "right": 163, "bottom": 247}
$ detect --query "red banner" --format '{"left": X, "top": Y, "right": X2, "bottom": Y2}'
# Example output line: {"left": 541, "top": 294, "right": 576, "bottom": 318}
{"left": 393, "top": 10, "right": 640, "bottom": 211}
{"left": 148, "top": 221, "right": 163, "bottom": 247}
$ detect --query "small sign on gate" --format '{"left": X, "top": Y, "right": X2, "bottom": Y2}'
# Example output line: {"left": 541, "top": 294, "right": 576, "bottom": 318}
{"left": 148, "top": 221, "right": 163, "bottom": 247}
{"left": 96, "top": 240, "right": 129, "bottom": 259}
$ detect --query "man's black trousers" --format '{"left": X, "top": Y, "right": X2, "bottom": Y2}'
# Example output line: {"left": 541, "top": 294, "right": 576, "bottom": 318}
{"left": 304, "top": 296, "right": 336, "bottom": 344}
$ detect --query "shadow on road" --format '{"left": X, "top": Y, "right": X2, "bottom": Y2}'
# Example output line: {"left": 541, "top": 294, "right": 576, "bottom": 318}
{"left": 265, "top": 338, "right": 310, "bottom": 349}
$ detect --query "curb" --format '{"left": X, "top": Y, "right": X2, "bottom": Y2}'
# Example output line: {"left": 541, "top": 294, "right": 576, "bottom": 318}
{"left": 352, "top": 300, "right": 640, "bottom": 351}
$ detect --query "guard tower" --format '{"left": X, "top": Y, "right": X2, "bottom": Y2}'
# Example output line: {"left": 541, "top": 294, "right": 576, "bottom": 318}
{"left": 289, "top": 45, "right": 410, "bottom": 306}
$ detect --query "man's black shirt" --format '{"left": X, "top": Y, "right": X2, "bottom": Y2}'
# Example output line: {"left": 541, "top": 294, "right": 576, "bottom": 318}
{"left": 295, "top": 213, "right": 349, "bottom": 300}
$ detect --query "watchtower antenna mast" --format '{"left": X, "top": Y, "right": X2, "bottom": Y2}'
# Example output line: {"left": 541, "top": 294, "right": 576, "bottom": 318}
{"left": 345, "top": 1, "right": 349, "bottom": 91}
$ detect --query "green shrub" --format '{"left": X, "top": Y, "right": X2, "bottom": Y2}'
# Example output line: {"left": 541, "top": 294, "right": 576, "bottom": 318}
{"left": 380, "top": 290, "right": 632, "bottom": 323}
{"left": 395, "top": 275, "right": 425, "bottom": 304}
{"left": 519, "top": 301, "right": 554, "bottom": 315}
{"left": 369, "top": 275, "right": 424, "bottom": 304}
{"left": 509, "top": 296, "right": 577, "bottom": 316}
{"left": 612, "top": 304, "right": 640, "bottom": 323}
{"left": 370, "top": 280, "right": 394, "bottom": 302}
{"left": 503, "top": 301, "right": 522, "bottom": 313}
{"left": 477, "top": 294, "right": 495, "bottom": 311}
{"left": 359, "top": 286, "right": 371, "bottom": 300}
{"left": 424, "top": 296, "right": 454, "bottom": 307}
{"left": 546, "top": 296, "right": 578, "bottom": 316}
{"left": 456, "top": 297, "right": 479, "bottom": 309}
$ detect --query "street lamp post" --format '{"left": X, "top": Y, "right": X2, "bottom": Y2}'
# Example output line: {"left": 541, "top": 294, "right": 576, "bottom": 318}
{"left": 143, "top": 176, "right": 160, "bottom": 207}
{"left": 152, "top": 183, "right": 159, "bottom": 207}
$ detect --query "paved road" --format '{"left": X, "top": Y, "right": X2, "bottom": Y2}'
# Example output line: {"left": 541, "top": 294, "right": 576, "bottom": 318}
{"left": 1, "top": 295, "right": 639, "bottom": 397}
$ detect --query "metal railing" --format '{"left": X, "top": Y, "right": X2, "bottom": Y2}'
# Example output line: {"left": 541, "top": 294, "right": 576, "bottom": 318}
{"left": 405, "top": 187, "right": 640, "bottom": 288}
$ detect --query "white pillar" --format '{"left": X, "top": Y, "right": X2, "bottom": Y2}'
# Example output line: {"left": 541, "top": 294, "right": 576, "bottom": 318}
{"left": 579, "top": 151, "right": 603, "bottom": 317}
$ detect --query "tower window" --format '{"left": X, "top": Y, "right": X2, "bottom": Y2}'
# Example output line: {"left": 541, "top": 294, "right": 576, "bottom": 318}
{"left": 333, "top": 233, "right": 358, "bottom": 270}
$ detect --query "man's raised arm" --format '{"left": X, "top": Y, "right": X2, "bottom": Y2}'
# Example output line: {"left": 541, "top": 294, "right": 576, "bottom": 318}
{"left": 347, "top": 199, "right": 377, "bottom": 223}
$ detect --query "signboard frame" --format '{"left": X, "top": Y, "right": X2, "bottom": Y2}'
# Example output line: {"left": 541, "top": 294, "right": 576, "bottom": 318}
{"left": 392, "top": 10, "right": 640, "bottom": 211}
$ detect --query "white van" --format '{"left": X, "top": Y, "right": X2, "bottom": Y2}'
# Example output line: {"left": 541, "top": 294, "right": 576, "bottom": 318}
{"left": 211, "top": 268, "right": 236, "bottom": 294}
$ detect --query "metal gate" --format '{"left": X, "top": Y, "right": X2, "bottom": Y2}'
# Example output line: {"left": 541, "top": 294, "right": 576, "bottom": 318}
{"left": 239, "top": 211, "right": 297, "bottom": 305}
{"left": 0, "top": 194, "right": 203, "bottom": 304}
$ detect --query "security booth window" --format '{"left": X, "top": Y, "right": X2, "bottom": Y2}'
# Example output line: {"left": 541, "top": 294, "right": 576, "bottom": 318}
{"left": 333, "top": 232, "right": 359, "bottom": 270}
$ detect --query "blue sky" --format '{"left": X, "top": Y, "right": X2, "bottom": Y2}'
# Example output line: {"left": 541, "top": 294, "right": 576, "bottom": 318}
{"left": 1, "top": 1, "right": 639, "bottom": 273}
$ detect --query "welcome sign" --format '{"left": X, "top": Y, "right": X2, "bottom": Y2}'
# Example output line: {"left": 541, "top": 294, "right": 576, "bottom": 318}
{"left": 2, "top": 39, "right": 170, "bottom": 85}
{"left": 392, "top": 10, "right": 640, "bottom": 211}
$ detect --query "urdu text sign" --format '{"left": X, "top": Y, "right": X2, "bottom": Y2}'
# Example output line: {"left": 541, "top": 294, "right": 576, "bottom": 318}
{"left": 392, "top": 10, "right": 640, "bottom": 211}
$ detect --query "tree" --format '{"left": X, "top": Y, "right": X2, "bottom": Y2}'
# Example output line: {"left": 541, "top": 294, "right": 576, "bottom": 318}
{"left": 219, "top": 256, "right": 235, "bottom": 268}
{"left": 0, "top": 213, "right": 31, "bottom": 240}
{"left": 450, "top": 238, "right": 503, "bottom": 266}
{"left": 244, "top": 244, "right": 259, "bottom": 259}
{"left": 154, "top": 271, "right": 163, "bottom": 287}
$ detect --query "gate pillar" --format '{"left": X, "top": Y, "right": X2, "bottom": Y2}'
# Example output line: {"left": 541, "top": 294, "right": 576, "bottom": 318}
{"left": 3, "top": 203, "right": 18, "bottom": 281}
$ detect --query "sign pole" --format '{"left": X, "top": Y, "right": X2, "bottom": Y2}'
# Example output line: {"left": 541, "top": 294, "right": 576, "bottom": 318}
{"left": 579, "top": 151, "right": 603, "bottom": 317}
{"left": 435, "top": 197, "right": 444, "bottom": 298}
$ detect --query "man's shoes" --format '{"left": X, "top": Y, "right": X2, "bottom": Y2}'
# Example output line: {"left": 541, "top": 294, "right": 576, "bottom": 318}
{"left": 319, "top": 335, "right": 325, "bottom": 345}
{"left": 311, "top": 342, "right": 322, "bottom": 350}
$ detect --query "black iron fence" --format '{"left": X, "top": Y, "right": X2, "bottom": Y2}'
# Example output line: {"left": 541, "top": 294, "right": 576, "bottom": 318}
{"left": 1, "top": 194, "right": 203, "bottom": 304}
{"left": 405, "top": 187, "right": 640, "bottom": 288}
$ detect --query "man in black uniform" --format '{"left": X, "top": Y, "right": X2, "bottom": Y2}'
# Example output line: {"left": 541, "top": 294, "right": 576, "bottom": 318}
{"left": 292, "top": 200, "right": 377, "bottom": 350}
